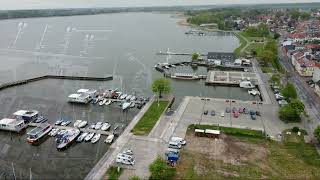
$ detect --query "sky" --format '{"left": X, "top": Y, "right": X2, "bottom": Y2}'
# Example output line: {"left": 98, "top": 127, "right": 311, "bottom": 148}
{"left": 0, "top": 0, "right": 317, "bottom": 10}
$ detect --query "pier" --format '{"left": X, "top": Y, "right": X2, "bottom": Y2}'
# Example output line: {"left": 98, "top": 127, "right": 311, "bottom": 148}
{"left": 0, "top": 75, "right": 113, "bottom": 91}
{"left": 28, "top": 123, "right": 113, "bottom": 136}
{"left": 205, "top": 70, "right": 258, "bottom": 86}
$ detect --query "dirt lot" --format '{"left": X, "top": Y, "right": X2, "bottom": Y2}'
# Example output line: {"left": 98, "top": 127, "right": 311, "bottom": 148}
{"left": 175, "top": 130, "right": 320, "bottom": 179}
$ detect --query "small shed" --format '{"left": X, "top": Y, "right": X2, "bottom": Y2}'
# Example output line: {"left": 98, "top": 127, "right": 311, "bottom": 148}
{"left": 205, "top": 129, "right": 220, "bottom": 138}
{"left": 195, "top": 129, "right": 205, "bottom": 137}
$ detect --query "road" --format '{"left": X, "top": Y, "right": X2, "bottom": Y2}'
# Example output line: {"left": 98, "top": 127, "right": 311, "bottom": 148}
{"left": 278, "top": 45, "right": 320, "bottom": 133}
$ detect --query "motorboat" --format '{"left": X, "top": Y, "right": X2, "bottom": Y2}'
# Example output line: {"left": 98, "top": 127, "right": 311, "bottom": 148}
{"left": 93, "top": 98, "right": 99, "bottom": 104}
{"left": 78, "top": 120, "right": 88, "bottom": 128}
{"left": 94, "top": 122, "right": 103, "bottom": 130}
{"left": 76, "top": 132, "right": 88, "bottom": 142}
{"left": 0, "top": 118, "right": 27, "bottom": 133}
{"left": 119, "top": 94, "right": 127, "bottom": 100}
{"left": 104, "top": 134, "right": 115, "bottom": 144}
{"left": 239, "top": 81, "right": 255, "bottom": 88}
{"left": 99, "top": 99, "right": 107, "bottom": 106}
{"left": 91, "top": 134, "right": 101, "bottom": 143}
{"left": 248, "top": 89, "right": 261, "bottom": 96}
{"left": 27, "top": 123, "right": 52, "bottom": 144}
{"left": 34, "top": 115, "right": 48, "bottom": 123}
{"left": 101, "top": 123, "right": 111, "bottom": 131}
{"left": 49, "top": 128, "right": 59, "bottom": 137}
{"left": 55, "top": 118, "right": 63, "bottom": 125}
{"left": 122, "top": 149, "right": 133, "bottom": 155}
{"left": 73, "top": 120, "right": 82, "bottom": 127}
{"left": 130, "top": 96, "right": 136, "bottom": 101}
{"left": 125, "top": 95, "right": 132, "bottom": 101}
{"left": 130, "top": 102, "right": 135, "bottom": 108}
{"left": 89, "top": 124, "right": 95, "bottom": 129}
{"left": 56, "top": 129, "right": 80, "bottom": 150}
{"left": 105, "top": 100, "right": 112, "bottom": 106}
{"left": 61, "top": 120, "right": 71, "bottom": 126}
{"left": 84, "top": 132, "right": 95, "bottom": 142}
{"left": 122, "top": 102, "right": 131, "bottom": 110}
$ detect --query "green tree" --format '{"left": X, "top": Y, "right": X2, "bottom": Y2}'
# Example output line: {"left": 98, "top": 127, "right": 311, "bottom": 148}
{"left": 191, "top": 53, "right": 199, "bottom": 61}
{"left": 279, "top": 105, "right": 300, "bottom": 122}
{"left": 281, "top": 83, "right": 297, "bottom": 100}
{"left": 274, "top": 33, "right": 281, "bottom": 39}
{"left": 289, "top": 99, "right": 305, "bottom": 114}
{"left": 258, "top": 50, "right": 274, "bottom": 62}
{"left": 314, "top": 125, "right": 320, "bottom": 141}
{"left": 151, "top": 78, "right": 171, "bottom": 98}
{"left": 149, "top": 156, "right": 176, "bottom": 180}
{"left": 270, "top": 74, "right": 280, "bottom": 85}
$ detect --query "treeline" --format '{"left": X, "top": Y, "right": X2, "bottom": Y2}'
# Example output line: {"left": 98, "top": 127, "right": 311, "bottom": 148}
{"left": 244, "top": 24, "right": 269, "bottom": 37}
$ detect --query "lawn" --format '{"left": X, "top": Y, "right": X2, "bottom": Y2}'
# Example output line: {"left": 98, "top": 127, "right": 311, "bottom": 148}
{"left": 233, "top": 32, "right": 247, "bottom": 57}
{"left": 132, "top": 100, "right": 169, "bottom": 135}
{"left": 106, "top": 166, "right": 123, "bottom": 180}
{"left": 174, "top": 129, "right": 320, "bottom": 179}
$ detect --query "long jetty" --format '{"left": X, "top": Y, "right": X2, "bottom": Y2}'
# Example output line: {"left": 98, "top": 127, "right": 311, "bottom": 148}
{"left": 0, "top": 75, "right": 113, "bottom": 91}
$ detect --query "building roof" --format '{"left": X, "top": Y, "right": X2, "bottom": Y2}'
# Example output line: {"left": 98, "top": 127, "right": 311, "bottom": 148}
{"left": 297, "top": 57, "right": 316, "bottom": 67}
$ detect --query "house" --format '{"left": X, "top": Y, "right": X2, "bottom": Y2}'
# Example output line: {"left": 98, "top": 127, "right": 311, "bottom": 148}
{"left": 291, "top": 51, "right": 305, "bottom": 66}
{"left": 295, "top": 56, "right": 316, "bottom": 77}
{"left": 312, "top": 67, "right": 320, "bottom": 82}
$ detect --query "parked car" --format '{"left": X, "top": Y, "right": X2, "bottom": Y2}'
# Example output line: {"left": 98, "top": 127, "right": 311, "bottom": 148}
{"left": 256, "top": 111, "right": 261, "bottom": 116}
{"left": 225, "top": 107, "right": 231, "bottom": 113}
{"left": 232, "top": 107, "right": 237, "bottom": 113}
{"left": 251, "top": 114, "right": 257, "bottom": 120}
{"left": 203, "top": 110, "right": 208, "bottom": 115}
{"left": 211, "top": 110, "right": 215, "bottom": 116}
{"left": 249, "top": 110, "right": 256, "bottom": 116}
{"left": 244, "top": 108, "right": 249, "bottom": 114}
{"left": 238, "top": 107, "right": 244, "bottom": 113}
{"left": 233, "top": 111, "right": 240, "bottom": 118}
{"left": 221, "top": 112, "right": 225, "bottom": 117}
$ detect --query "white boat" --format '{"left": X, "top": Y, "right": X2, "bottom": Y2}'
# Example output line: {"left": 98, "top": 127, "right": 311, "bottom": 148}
{"left": 99, "top": 99, "right": 107, "bottom": 106}
{"left": 0, "top": 118, "right": 27, "bottom": 133}
{"left": 122, "top": 102, "right": 131, "bottom": 110}
{"left": 73, "top": 120, "right": 82, "bottom": 127}
{"left": 27, "top": 123, "right": 52, "bottom": 144}
{"left": 126, "top": 95, "right": 132, "bottom": 101}
{"left": 57, "top": 129, "right": 66, "bottom": 136}
{"left": 239, "top": 81, "right": 255, "bottom": 88}
{"left": 61, "top": 120, "right": 71, "bottom": 126}
{"left": 101, "top": 123, "right": 111, "bottom": 131}
{"left": 104, "top": 134, "right": 115, "bottom": 144}
{"left": 130, "top": 102, "right": 135, "bottom": 108}
{"left": 105, "top": 100, "right": 112, "bottom": 106}
{"left": 89, "top": 124, "right": 95, "bottom": 129}
{"left": 56, "top": 129, "right": 80, "bottom": 150}
{"left": 119, "top": 94, "right": 127, "bottom": 100}
{"left": 248, "top": 89, "right": 261, "bottom": 96}
{"left": 78, "top": 121, "right": 88, "bottom": 128}
{"left": 95, "top": 122, "right": 103, "bottom": 130}
{"left": 91, "top": 134, "right": 101, "bottom": 143}
{"left": 49, "top": 128, "right": 59, "bottom": 136}
{"left": 76, "top": 132, "right": 88, "bottom": 142}
{"left": 130, "top": 96, "right": 136, "bottom": 101}
{"left": 84, "top": 132, "right": 95, "bottom": 142}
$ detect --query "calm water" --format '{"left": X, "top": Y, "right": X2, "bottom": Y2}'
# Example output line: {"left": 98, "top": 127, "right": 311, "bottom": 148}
{"left": 0, "top": 12, "right": 255, "bottom": 179}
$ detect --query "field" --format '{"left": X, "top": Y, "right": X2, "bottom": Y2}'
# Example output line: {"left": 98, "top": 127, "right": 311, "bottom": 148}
{"left": 174, "top": 128, "right": 320, "bottom": 179}
{"left": 131, "top": 100, "right": 169, "bottom": 135}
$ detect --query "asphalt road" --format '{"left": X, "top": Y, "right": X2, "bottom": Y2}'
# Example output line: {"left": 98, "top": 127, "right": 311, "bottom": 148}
{"left": 278, "top": 45, "right": 320, "bottom": 132}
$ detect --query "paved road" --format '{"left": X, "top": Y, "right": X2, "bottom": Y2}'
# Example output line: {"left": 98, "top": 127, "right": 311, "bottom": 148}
{"left": 278, "top": 45, "right": 320, "bottom": 133}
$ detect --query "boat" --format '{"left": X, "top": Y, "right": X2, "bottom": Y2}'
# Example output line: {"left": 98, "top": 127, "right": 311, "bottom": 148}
{"left": 130, "top": 102, "right": 135, "bottom": 108}
{"left": 34, "top": 115, "right": 48, "bottom": 123}
{"left": 122, "top": 102, "right": 131, "bottom": 110}
{"left": 49, "top": 128, "right": 59, "bottom": 136}
{"left": 126, "top": 95, "right": 132, "bottom": 101}
{"left": 99, "top": 99, "right": 107, "bottom": 106}
{"left": 55, "top": 118, "right": 63, "bottom": 125}
{"left": 119, "top": 94, "right": 127, "bottom": 100}
{"left": 130, "top": 96, "right": 136, "bottom": 101}
{"left": 73, "top": 120, "right": 82, "bottom": 127}
{"left": 101, "top": 123, "right": 111, "bottom": 131}
{"left": 78, "top": 120, "right": 88, "bottom": 128}
{"left": 76, "top": 132, "right": 88, "bottom": 142}
{"left": 93, "top": 98, "right": 99, "bottom": 104}
{"left": 61, "top": 120, "right": 71, "bottom": 126}
{"left": 248, "top": 89, "right": 261, "bottom": 96}
{"left": 105, "top": 134, "right": 115, "bottom": 144}
{"left": 170, "top": 73, "right": 200, "bottom": 80}
{"left": 91, "top": 134, "right": 101, "bottom": 143}
{"left": 84, "top": 132, "right": 95, "bottom": 142}
{"left": 0, "top": 118, "right": 27, "bottom": 133}
{"left": 105, "top": 100, "right": 112, "bottom": 106}
{"left": 56, "top": 129, "right": 80, "bottom": 150}
{"left": 89, "top": 124, "right": 95, "bottom": 129}
{"left": 27, "top": 123, "right": 52, "bottom": 144}
{"left": 239, "top": 81, "right": 255, "bottom": 88}
{"left": 94, "top": 122, "right": 103, "bottom": 130}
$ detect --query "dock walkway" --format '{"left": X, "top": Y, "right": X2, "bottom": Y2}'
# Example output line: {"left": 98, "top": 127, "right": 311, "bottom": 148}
{"left": 28, "top": 123, "right": 112, "bottom": 136}
{"left": 205, "top": 70, "right": 258, "bottom": 86}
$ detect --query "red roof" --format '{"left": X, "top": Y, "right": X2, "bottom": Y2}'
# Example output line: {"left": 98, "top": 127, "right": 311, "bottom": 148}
{"left": 288, "top": 33, "right": 307, "bottom": 39}
{"left": 305, "top": 44, "right": 320, "bottom": 49}
{"left": 297, "top": 57, "right": 315, "bottom": 67}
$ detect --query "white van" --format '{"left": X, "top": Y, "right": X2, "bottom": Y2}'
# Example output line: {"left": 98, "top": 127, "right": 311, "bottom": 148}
{"left": 168, "top": 141, "right": 182, "bottom": 149}
{"left": 171, "top": 137, "right": 186, "bottom": 145}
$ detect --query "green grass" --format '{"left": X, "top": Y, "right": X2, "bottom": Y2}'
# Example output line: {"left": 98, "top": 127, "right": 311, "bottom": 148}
{"left": 234, "top": 32, "right": 247, "bottom": 57}
{"left": 189, "top": 124, "right": 265, "bottom": 139}
{"left": 132, "top": 100, "right": 169, "bottom": 135}
{"left": 106, "top": 166, "right": 123, "bottom": 180}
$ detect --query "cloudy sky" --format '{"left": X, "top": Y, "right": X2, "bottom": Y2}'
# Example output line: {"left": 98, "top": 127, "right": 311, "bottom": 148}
{"left": 0, "top": 0, "right": 317, "bottom": 10}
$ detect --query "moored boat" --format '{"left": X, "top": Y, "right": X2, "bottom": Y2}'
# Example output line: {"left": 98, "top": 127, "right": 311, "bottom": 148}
{"left": 101, "top": 123, "right": 111, "bottom": 131}
{"left": 76, "top": 132, "right": 88, "bottom": 143}
{"left": 56, "top": 129, "right": 80, "bottom": 150}
{"left": 126, "top": 95, "right": 132, "bottom": 101}
{"left": 99, "top": 99, "right": 107, "bottom": 106}
{"left": 105, "top": 134, "right": 115, "bottom": 144}
{"left": 122, "top": 102, "right": 131, "bottom": 110}
{"left": 84, "top": 132, "right": 95, "bottom": 142}
{"left": 27, "top": 123, "right": 52, "bottom": 145}
{"left": 94, "top": 122, "right": 103, "bottom": 130}
{"left": 73, "top": 120, "right": 82, "bottom": 127}
{"left": 105, "top": 100, "right": 112, "bottom": 106}
{"left": 119, "top": 94, "right": 127, "bottom": 100}
{"left": 91, "top": 134, "right": 101, "bottom": 143}
{"left": 78, "top": 120, "right": 88, "bottom": 128}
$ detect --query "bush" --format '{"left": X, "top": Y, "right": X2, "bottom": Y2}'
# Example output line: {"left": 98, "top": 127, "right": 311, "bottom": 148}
{"left": 129, "top": 176, "right": 141, "bottom": 180}
{"left": 292, "top": 127, "right": 300, "bottom": 133}
{"left": 281, "top": 83, "right": 297, "bottom": 100}
{"left": 279, "top": 105, "right": 300, "bottom": 122}
{"left": 107, "top": 166, "right": 122, "bottom": 180}
{"left": 149, "top": 156, "right": 176, "bottom": 180}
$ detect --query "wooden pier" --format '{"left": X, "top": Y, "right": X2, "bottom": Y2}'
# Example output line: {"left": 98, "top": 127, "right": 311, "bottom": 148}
{"left": 28, "top": 123, "right": 113, "bottom": 136}
{"left": 0, "top": 74, "right": 113, "bottom": 91}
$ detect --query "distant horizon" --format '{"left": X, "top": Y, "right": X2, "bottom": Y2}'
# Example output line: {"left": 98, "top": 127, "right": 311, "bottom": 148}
{"left": 0, "top": 0, "right": 319, "bottom": 10}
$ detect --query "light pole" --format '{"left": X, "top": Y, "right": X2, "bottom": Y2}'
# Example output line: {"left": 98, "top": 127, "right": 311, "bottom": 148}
{"left": 199, "top": 98, "right": 209, "bottom": 125}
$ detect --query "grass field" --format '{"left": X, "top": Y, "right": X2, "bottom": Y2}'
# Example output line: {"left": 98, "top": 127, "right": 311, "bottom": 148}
{"left": 131, "top": 100, "right": 169, "bottom": 135}
{"left": 174, "top": 129, "right": 320, "bottom": 179}
{"left": 233, "top": 32, "right": 247, "bottom": 57}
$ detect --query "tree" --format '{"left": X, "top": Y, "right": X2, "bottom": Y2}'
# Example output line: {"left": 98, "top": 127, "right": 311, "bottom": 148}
{"left": 281, "top": 83, "right": 297, "bottom": 100}
{"left": 274, "top": 33, "right": 281, "bottom": 39}
{"left": 289, "top": 99, "right": 305, "bottom": 114}
{"left": 270, "top": 74, "right": 280, "bottom": 85}
{"left": 151, "top": 78, "right": 171, "bottom": 98}
{"left": 279, "top": 105, "right": 300, "bottom": 122}
{"left": 149, "top": 156, "right": 176, "bottom": 180}
{"left": 191, "top": 53, "right": 199, "bottom": 62}
{"left": 314, "top": 125, "right": 320, "bottom": 141}
{"left": 258, "top": 50, "right": 274, "bottom": 62}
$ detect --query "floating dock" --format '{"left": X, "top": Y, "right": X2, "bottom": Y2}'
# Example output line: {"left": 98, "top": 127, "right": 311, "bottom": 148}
{"left": 205, "top": 71, "right": 258, "bottom": 86}
{"left": 0, "top": 75, "right": 113, "bottom": 91}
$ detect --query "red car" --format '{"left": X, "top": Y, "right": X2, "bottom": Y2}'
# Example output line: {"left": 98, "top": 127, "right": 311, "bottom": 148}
{"left": 233, "top": 111, "right": 240, "bottom": 118}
